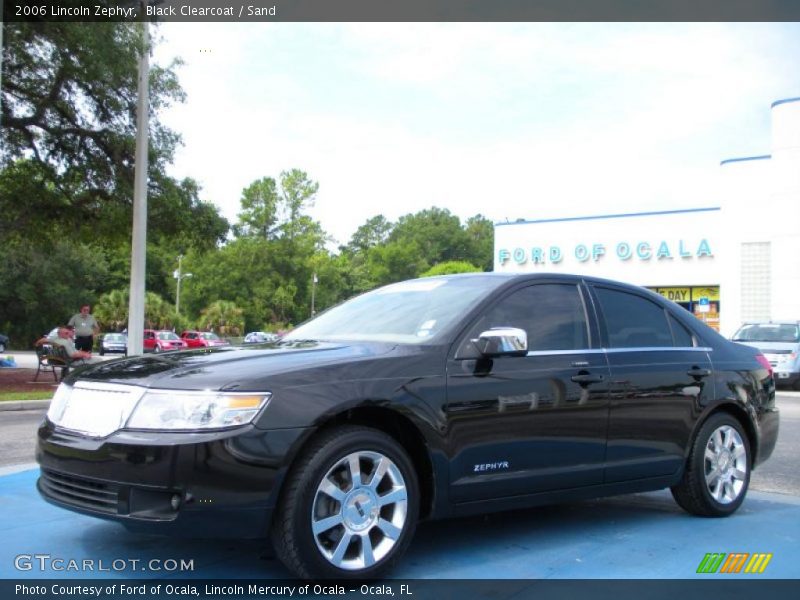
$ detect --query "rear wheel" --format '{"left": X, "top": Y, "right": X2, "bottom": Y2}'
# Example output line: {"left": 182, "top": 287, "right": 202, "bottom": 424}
{"left": 671, "top": 413, "right": 750, "bottom": 517}
{"left": 271, "top": 425, "right": 419, "bottom": 579}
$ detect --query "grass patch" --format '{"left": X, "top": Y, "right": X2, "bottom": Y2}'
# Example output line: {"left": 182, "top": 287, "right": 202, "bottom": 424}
{"left": 0, "top": 391, "right": 54, "bottom": 402}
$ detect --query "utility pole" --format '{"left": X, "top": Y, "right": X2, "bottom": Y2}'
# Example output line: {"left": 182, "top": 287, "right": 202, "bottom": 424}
{"left": 126, "top": 3, "right": 150, "bottom": 355}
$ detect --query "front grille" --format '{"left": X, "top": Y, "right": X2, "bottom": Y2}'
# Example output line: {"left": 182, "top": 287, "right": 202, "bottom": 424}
{"left": 39, "top": 469, "right": 120, "bottom": 515}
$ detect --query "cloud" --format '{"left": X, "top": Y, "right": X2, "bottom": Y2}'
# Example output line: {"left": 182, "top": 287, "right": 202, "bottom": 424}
{"left": 153, "top": 23, "right": 800, "bottom": 246}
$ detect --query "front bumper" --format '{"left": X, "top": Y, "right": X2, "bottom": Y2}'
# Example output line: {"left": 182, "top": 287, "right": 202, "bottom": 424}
{"left": 772, "top": 369, "right": 800, "bottom": 387}
{"left": 36, "top": 421, "right": 311, "bottom": 538}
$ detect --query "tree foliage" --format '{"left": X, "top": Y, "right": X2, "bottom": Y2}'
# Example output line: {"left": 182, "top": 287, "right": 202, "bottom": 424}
{"left": 0, "top": 22, "right": 229, "bottom": 347}
{"left": 200, "top": 300, "right": 245, "bottom": 336}
{"left": 421, "top": 261, "right": 482, "bottom": 277}
{"left": 0, "top": 22, "right": 495, "bottom": 349}
{"left": 1, "top": 21, "right": 183, "bottom": 211}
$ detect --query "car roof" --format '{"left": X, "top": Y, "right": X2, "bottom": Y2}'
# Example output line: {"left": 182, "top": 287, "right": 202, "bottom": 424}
{"left": 426, "top": 271, "right": 666, "bottom": 292}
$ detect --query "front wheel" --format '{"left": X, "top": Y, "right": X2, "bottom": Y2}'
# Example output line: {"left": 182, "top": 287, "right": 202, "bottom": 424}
{"left": 271, "top": 425, "right": 419, "bottom": 579}
{"left": 671, "top": 413, "right": 751, "bottom": 517}
{"left": 0, "top": 342, "right": 5, "bottom": 353}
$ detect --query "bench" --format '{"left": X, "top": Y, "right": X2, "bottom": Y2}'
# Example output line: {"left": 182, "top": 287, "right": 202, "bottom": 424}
{"left": 34, "top": 344, "right": 74, "bottom": 382}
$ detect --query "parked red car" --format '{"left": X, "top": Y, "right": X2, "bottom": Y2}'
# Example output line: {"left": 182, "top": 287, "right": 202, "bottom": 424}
{"left": 180, "top": 330, "right": 230, "bottom": 349}
{"left": 143, "top": 329, "right": 188, "bottom": 353}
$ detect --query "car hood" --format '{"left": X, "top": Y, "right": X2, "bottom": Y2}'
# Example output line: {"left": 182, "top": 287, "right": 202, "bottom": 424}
{"left": 736, "top": 341, "right": 799, "bottom": 353}
{"left": 69, "top": 340, "right": 396, "bottom": 390}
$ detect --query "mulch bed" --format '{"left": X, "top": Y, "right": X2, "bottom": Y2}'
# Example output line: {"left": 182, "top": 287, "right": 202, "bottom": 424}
{"left": 0, "top": 368, "right": 60, "bottom": 393}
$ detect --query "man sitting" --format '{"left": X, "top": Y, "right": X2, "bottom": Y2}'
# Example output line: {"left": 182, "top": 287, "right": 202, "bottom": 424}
{"left": 36, "top": 325, "right": 95, "bottom": 363}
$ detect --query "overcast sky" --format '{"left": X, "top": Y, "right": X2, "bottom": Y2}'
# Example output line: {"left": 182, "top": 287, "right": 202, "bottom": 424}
{"left": 154, "top": 23, "right": 800, "bottom": 247}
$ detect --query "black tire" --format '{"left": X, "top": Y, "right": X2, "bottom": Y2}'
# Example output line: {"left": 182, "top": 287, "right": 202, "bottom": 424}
{"left": 271, "top": 425, "right": 419, "bottom": 579}
{"left": 99, "top": 348, "right": 105, "bottom": 356}
{"left": 0, "top": 342, "right": 5, "bottom": 353}
{"left": 671, "top": 412, "right": 751, "bottom": 517}
{"left": 154, "top": 345, "right": 161, "bottom": 353}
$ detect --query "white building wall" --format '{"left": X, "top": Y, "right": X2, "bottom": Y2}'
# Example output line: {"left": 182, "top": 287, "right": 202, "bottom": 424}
{"left": 769, "top": 100, "right": 800, "bottom": 323}
{"left": 495, "top": 96, "right": 800, "bottom": 338}
{"left": 718, "top": 157, "right": 771, "bottom": 335}
{"left": 494, "top": 210, "right": 719, "bottom": 288}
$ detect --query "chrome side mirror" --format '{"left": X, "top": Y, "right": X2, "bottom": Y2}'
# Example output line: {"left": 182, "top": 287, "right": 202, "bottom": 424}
{"left": 472, "top": 327, "right": 528, "bottom": 358}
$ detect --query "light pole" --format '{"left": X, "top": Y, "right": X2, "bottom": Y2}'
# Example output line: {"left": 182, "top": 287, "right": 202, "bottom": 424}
{"left": 311, "top": 273, "right": 318, "bottom": 317}
{"left": 174, "top": 254, "right": 193, "bottom": 316}
{"left": 126, "top": 2, "right": 150, "bottom": 356}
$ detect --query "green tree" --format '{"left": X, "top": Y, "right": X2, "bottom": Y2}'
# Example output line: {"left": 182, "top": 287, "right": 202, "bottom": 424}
{"left": 421, "top": 261, "right": 481, "bottom": 277}
{"left": 1, "top": 20, "right": 184, "bottom": 218}
{"left": 463, "top": 214, "right": 495, "bottom": 271}
{"left": 94, "top": 289, "right": 130, "bottom": 332}
{"left": 278, "top": 169, "right": 319, "bottom": 242}
{"left": 0, "top": 240, "right": 110, "bottom": 347}
{"left": 200, "top": 300, "right": 245, "bottom": 336}
{"left": 233, "top": 177, "right": 279, "bottom": 238}
{"left": 344, "top": 215, "right": 393, "bottom": 254}
{"left": 389, "top": 208, "right": 469, "bottom": 266}
{"left": 223, "top": 171, "right": 328, "bottom": 326}
{"left": 144, "top": 292, "right": 174, "bottom": 329}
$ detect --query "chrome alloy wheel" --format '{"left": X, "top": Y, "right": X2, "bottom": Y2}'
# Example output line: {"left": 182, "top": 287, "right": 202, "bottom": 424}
{"left": 704, "top": 425, "right": 748, "bottom": 504}
{"left": 311, "top": 450, "right": 408, "bottom": 570}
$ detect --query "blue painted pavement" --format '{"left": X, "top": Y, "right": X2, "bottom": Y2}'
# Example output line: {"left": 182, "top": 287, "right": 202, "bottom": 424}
{"left": 1, "top": 468, "right": 798, "bottom": 579}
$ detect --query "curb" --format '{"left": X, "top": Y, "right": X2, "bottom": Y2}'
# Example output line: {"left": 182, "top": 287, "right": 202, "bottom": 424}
{"left": 0, "top": 463, "right": 38, "bottom": 476}
{"left": 0, "top": 400, "right": 50, "bottom": 412}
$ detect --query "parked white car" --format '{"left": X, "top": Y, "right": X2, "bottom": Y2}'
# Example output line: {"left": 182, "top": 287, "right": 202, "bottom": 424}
{"left": 733, "top": 321, "right": 800, "bottom": 389}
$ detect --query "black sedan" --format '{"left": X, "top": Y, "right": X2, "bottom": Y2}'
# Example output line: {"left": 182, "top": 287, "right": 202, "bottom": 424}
{"left": 36, "top": 273, "right": 779, "bottom": 579}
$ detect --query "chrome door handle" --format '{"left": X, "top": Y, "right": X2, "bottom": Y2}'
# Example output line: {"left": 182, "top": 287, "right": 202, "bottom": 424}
{"left": 571, "top": 372, "right": 604, "bottom": 385}
{"left": 687, "top": 367, "right": 711, "bottom": 378}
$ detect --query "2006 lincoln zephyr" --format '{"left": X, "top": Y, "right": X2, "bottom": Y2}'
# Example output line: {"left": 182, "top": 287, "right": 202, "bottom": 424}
{"left": 37, "top": 273, "right": 779, "bottom": 578}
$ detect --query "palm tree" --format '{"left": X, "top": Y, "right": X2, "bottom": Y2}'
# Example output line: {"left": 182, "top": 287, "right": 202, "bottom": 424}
{"left": 200, "top": 300, "right": 245, "bottom": 336}
{"left": 145, "top": 292, "right": 175, "bottom": 329}
{"left": 94, "top": 289, "right": 129, "bottom": 332}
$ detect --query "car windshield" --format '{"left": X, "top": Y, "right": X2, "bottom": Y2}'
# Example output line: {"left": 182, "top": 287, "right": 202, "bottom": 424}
{"left": 105, "top": 334, "right": 126, "bottom": 342}
{"left": 157, "top": 332, "right": 180, "bottom": 340}
{"left": 283, "top": 275, "right": 508, "bottom": 344}
{"left": 201, "top": 332, "right": 220, "bottom": 340}
{"left": 733, "top": 323, "right": 800, "bottom": 343}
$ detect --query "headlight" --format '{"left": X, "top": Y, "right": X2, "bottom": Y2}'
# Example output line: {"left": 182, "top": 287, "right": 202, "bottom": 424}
{"left": 126, "top": 390, "right": 271, "bottom": 431}
{"left": 47, "top": 383, "right": 72, "bottom": 424}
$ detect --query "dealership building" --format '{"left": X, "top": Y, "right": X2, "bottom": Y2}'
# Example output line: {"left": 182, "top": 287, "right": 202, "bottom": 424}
{"left": 494, "top": 97, "right": 800, "bottom": 337}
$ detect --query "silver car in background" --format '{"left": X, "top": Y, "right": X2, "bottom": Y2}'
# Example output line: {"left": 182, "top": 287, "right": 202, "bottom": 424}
{"left": 733, "top": 321, "right": 800, "bottom": 389}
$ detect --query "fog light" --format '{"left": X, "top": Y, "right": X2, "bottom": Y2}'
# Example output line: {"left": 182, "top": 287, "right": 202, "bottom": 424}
{"left": 170, "top": 494, "right": 182, "bottom": 510}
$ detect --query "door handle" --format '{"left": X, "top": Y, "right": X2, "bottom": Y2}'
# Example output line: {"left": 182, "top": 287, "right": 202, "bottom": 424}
{"left": 687, "top": 367, "right": 711, "bottom": 378}
{"left": 571, "top": 372, "right": 604, "bottom": 385}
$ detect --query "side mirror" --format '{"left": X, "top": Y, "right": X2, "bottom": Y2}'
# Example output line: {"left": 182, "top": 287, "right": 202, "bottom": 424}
{"left": 472, "top": 327, "right": 528, "bottom": 358}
